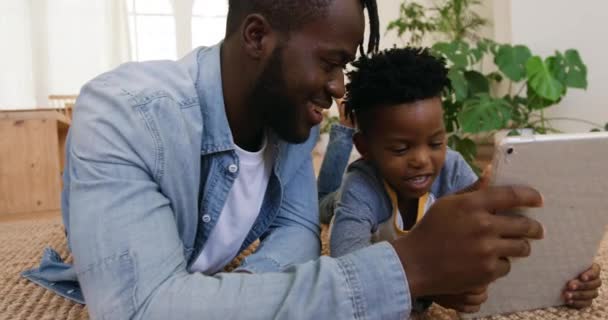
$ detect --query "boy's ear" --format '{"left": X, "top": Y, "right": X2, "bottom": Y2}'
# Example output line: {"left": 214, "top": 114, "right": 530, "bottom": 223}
{"left": 353, "top": 131, "right": 369, "bottom": 159}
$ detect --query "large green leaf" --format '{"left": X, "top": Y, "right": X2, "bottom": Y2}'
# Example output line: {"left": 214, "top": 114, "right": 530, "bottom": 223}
{"left": 526, "top": 56, "right": 564, "bottom": 102}
{"left": 448, "top": 135, "right": 479, "bottom": 172}
{"left": 564, "top": 49, "right": 588, "bottom": 89}
{"left": 464, "top": 70, "right": 490, "bottom": 95}
{"left": 448, "top": 68, "right": 468, "bottom": 101}
{"left": 432, "top": 41, "right": 470, "bottom": 68}
{"left": 526, "top": 87, "right": 559, "bottom": 110}
{"left": 458, "top": 93, "right": 512, "bottom": 133}
{"left": 546, "top": 54, "right": 568, "bottom": 85}
{"left": 495, "top": 45, "right": 532, "bottom": 82}
{"left": 442, "top": 99, "right": 462, "bottom": 133}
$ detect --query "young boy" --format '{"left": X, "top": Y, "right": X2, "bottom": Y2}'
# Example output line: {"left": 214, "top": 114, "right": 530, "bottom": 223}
{"left": 324, "top": 47, "right": 601, "bottom": 312}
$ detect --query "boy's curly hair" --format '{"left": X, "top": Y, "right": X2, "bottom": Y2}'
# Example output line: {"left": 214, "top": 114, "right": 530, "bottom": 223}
{"left": 344, "top": 47, "right": 450, "bottom": 132}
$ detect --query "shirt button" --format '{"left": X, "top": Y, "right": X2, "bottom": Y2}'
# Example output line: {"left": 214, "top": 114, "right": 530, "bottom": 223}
{"left": 228, "top": 164, "right": 238, "bottom": 173}
{"left": 202, "top": 214, "right": 211, "bottom": 223}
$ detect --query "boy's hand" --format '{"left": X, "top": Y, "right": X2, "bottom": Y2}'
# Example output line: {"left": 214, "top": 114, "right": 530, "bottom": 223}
{"left": 430, "top": 286, "right": 488, "bottom": 313}
{"left": 563, "top": 263, "right": 602, "bottom": 309}
{"left": 335, "top": 98, "right": 355, "bottom": 128}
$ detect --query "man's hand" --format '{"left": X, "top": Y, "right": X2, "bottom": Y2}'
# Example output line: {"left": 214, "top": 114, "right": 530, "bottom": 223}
{"left": 457, "top": 165, "right": 492, "bottom": 194}
{"left": 430, "top": 286, "right": 489, "bottom": 313}
{"left": 563, "top": 263, "right": 602, "bottom": 309}
{"left": 391, "top": 185, "right": 544, "bottom": 298}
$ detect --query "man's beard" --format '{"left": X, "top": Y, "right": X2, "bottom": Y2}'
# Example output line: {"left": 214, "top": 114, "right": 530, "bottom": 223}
{"left": 249, "top": 47, "right": 310, "bottom": 144}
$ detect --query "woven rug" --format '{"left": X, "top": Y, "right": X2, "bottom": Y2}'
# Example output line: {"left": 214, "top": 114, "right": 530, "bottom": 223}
{"left": 1, "top": 216, "right": 606, "bottom": 320}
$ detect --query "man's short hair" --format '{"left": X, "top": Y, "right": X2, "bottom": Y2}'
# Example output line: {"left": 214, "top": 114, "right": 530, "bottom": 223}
{"left": 226, "top": 0, "right": 379, "bottom": 55}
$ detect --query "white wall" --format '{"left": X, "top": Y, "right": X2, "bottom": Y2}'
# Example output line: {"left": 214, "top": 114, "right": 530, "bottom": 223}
{"left": 376, "top": 0, "right": 495, "bottom": 49}
{"left": 46, "top": 0, "right": 113, "bottom": 98}
{"left": 0, "top": 0, "right": 35, "bottom": 109}
{"left": 1, "top": 0, "right": 127, "bottom": 109}
{"left": 507, "top": 0, "right": 608, "bottom": 132}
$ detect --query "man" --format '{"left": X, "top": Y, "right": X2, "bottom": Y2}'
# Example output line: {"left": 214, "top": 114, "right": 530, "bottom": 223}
{"left": 25, "top": 0, "right": 544, "bottom": 319}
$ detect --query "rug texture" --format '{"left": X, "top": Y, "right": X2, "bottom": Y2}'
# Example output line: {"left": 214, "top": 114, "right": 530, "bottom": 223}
{"left": 1, "top": 217, "right": 606, "bottom": 319}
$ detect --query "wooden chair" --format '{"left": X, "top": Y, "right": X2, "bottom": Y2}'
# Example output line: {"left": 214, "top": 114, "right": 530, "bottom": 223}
{"left": 48, "top": 95, "right": 77, "bottom": 120}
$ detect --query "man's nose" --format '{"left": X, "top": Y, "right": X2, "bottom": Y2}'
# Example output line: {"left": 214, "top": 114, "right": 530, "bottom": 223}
{"left": 326, "top": 70, "right": 345, "bottom": 99}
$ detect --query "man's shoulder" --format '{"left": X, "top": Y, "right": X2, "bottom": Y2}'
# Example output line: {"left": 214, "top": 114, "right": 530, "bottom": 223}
{"left": 80, "top": 58, "right": 199, "bottom": 111}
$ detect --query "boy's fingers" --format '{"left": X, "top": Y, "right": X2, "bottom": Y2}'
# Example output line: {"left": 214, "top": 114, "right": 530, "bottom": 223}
{"left": 580, "top": 263, "right": 601, "bottom": 281}
{"left": 564, "top": 290, "right": 599, "bottom": 301}
{"left": 568, "top": 278, "right": 602, "bottom": 291}
{"left": 566, "top": 299, "right": 594, "bottom": 309}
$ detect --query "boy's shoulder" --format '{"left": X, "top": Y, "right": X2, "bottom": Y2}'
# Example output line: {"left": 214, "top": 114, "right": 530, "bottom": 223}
{"left": 339, "top": 159, "right": 393, "bottom": 221}
{"left": 344, "top": 159, "right": 382, "bottom": 189}
{"left": 342, "top": 160, "right": 390, "bottom": 201}
{"left": 431, "top": 149, "right": 478, "bottom": 197}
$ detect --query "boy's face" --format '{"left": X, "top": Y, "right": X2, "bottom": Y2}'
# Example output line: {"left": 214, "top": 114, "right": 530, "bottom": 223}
{"left": 355, "top": 97, "right": 447, "bottom": 199}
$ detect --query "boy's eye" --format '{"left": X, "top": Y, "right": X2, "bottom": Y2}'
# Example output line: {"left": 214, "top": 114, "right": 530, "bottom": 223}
{"left": 430, "top": 141, "right": 444, "bottom": 149}
{"left": 390, "top": 146, "right": 409, "bottom": 154}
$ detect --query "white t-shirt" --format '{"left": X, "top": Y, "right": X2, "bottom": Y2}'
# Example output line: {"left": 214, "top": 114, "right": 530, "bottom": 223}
{"left": 191, "top": 137, "right": 274, "bottom": 274}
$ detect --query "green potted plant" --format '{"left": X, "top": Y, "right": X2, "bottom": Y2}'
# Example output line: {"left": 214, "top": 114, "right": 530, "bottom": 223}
{"left": 387, "top": 0, "right": 601, "bottom": 171}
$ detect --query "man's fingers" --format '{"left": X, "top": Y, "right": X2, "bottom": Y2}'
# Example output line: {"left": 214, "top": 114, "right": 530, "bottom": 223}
{"left": 494, "top": 238, "right": 532, "bottom": 258}
{"left": 491, "top": 214, "right": 544, "bottom": 239}
{"left": 433, "top": 291, "right": 488, "bottom": 313}
{"left": 457, "top": 304, "right": 482, "bottom": 313}
{"left": 476, "top": 185, "right": 543, "bottom": 213}
{"left": 493, "top": 257, "right": 511, "bottom": 279}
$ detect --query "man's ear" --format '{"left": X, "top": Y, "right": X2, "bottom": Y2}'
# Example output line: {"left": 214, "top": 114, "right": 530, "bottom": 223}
{"left": 241, "top": 14, "right": 278, "bottom": 60}
{"left": 353, "top": 131, "right": 369, "bottom": 159}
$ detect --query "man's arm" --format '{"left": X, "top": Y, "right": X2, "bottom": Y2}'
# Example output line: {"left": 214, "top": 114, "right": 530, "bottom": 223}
{"left": 317, "top": 124, "right": 354, "bottom": 200}
{"left": 68, "top": 86, "right": 411, "bottom": 319}
{"left": 238, "top": 155, "right": 322, "bottom": 273}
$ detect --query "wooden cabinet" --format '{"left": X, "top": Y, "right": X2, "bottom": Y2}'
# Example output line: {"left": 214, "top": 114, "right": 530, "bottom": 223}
{"left": 0, "top": 109, "right": 70, "bottom": 216}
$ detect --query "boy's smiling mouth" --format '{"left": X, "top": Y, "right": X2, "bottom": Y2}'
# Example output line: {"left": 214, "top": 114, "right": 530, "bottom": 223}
{"left": 403, "top": 174, "right": 433, "bottom": 192}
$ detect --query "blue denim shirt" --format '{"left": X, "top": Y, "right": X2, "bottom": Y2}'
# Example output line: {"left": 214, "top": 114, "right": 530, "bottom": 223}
{"left": 23, "top": 44, "right": 412, "bottom": 319}
{"left": 318, "top": 124, "right": 355, "bottom": 224}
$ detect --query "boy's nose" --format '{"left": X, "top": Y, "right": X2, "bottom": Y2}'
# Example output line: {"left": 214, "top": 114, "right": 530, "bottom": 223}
{"left": 408, "top": 149, "right": 431, "bottom": 169}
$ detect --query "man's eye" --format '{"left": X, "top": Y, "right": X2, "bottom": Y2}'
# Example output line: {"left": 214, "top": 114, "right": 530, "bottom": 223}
{"left": 322, "top": 60, "right": 342, "bottom": 72}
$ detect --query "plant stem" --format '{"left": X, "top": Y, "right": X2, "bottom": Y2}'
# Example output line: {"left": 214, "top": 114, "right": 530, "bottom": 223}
{"left": 540, "top": 110, "right": 546, "bottom": 132}
{"left": 516, "top": 83, "right": 526, "bottom": 96}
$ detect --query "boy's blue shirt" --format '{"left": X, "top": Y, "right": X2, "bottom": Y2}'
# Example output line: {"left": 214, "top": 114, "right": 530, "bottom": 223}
{"left": 324, "top": 131, "right": 478, "bottom": 257}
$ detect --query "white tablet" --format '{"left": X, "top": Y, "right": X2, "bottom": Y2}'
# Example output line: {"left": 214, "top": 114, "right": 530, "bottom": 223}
{"left": 467, "top": 132, "right": 608, "bottom": 318}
